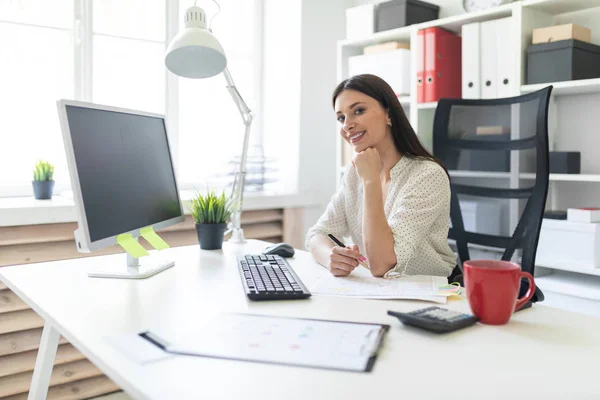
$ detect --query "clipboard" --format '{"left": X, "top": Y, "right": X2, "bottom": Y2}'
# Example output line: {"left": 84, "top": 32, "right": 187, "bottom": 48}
{"left": 140, "top": 313, "right": 389, "bottom": 373}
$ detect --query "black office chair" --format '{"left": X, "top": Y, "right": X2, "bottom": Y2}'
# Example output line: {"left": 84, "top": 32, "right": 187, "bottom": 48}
{"left": 433, "top": 87, "right": 553, "bottom": 305}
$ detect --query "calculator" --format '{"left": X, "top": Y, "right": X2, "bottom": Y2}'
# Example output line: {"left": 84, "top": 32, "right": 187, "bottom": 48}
{"left": 387, "top": 306, "right": 478, "bottom": 333}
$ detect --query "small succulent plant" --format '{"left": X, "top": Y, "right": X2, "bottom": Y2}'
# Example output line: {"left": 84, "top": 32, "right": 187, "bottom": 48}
{"left": 33, "top": 160, "right": 54, "bottom": 182}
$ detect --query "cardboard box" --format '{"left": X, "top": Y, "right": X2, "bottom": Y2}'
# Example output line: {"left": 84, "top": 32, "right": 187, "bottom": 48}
{"left": 532, "top": 23, "right": 591, "bottom": 45}
{"left": 363, "top": 41, "right": 410, "bottom": 55}
{"left": 475, "top": 126, "right": 509, "bottom": 135}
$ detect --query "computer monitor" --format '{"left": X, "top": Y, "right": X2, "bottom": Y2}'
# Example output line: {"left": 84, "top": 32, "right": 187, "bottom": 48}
{"left": 57, "top": 100, "right": 184, "bottom": 279}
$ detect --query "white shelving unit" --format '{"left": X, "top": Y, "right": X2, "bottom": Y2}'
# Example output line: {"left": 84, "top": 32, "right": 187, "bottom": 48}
{"left": 520, "top": 173, "right": 600, "bottom": 182}
{"left": 398, "top": 96, "right": 411, "bottom": 106}
{"left": 336, "top": 0, "right": 600, "bottom": 304}
{"left": 416, "top": 102, "right": 438, "bottom": 110}
{"left": 449, "top": 170, "right": 510, "bottom": 179}
{"left": 537, "top": 261, "right": 600, "bottom": 277}
{"left": 522, "top": 77, "right": 600, "bottom": 96}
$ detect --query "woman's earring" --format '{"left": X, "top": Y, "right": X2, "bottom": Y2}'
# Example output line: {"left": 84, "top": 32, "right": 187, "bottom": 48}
{"left": 387, "top": 120, "right": 392, "bottom": 127}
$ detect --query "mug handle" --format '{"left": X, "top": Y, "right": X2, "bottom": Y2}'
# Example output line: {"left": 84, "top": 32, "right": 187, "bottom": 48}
{"left": 514, "top": 271, "right": 535, "bottom": 311}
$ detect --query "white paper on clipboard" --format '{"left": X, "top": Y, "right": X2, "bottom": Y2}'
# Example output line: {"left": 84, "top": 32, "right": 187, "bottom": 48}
{"left": 139, "top": 313, "right": 389, "bottom": 373}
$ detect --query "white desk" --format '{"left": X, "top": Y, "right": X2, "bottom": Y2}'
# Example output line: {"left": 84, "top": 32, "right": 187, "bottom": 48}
{"left": 1, "top": 240, "right": 599, "bottom": 400}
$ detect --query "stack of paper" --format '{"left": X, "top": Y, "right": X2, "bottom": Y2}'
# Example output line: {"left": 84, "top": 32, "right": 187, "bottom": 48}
{"left": 310, "top": 268, "right": 449, "bottom": 304}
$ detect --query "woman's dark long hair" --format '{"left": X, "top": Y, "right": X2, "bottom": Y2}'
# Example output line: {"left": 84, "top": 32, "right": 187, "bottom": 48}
{"left": 332, "top": 74, "right": 448, "bottom": 175}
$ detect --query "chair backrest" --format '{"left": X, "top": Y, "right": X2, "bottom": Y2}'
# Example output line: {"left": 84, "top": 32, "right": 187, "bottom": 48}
{"left": 433, "top": 87, "right": 552, "bottom": 303}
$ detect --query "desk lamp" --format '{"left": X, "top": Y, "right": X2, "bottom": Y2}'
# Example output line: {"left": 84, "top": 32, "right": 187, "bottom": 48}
{"left": 165, "top": 1, "right": 252, "bottom": 244}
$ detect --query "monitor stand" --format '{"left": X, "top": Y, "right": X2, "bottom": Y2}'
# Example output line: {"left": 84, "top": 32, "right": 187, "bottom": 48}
{"left": 88, "top": 252, "right": 174, "bottom": 279}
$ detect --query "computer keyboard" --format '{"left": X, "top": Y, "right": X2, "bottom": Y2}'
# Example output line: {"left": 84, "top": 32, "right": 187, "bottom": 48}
{"left": 238, "top": 255, "right": 311, "bottom": 300}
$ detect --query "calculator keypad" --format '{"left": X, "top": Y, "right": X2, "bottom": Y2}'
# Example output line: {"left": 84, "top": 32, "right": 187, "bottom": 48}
{"left": 414, "top": 307, "right": 473, "bottom": 323}
{"left": 388, "top": 306, "right": 478, "bottom": 333}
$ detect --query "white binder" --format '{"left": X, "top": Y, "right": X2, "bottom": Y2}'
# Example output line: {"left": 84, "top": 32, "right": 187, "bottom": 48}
{"left": 495, "top": 17, "right": 513, "bottom": 98}
{"left": 462, "top": 22, "right": 481, "bottom": 99}
{"left": 480, "top": 19, "right": 498, "bottom": 99}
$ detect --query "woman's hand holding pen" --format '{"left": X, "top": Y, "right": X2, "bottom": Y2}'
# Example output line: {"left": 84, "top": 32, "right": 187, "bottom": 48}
{"left": 329, "top": 244, "right": 366, "bottom": 277}
{"left": 353, "top": 148, "right": 382, "bottom": 183}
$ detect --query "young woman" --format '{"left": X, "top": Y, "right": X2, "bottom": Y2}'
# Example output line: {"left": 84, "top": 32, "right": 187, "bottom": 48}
{"left": 305, "top": 74, "right": 456, "bottom": 278}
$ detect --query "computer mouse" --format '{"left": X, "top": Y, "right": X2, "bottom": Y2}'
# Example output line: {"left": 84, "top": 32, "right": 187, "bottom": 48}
{"left": 262, "top": 242, "right": 295, "bottom": 258}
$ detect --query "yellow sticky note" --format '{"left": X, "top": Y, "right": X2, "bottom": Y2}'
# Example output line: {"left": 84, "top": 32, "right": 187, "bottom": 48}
{"left": 140, "top": 226, "right": 170, "bottom": 251}
{"left": 117, "top": 233, "right": 149, "bottom": 258}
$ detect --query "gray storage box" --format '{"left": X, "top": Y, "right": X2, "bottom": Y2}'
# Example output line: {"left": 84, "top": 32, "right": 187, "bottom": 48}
{"left": 375, "top": 0, "right": 439, "bottom": 32}
{"left": 527, "top": 39, "right": 600, "bottom": 84}
{"left": 549, "top": 151, "right": 581, "bottom": 174}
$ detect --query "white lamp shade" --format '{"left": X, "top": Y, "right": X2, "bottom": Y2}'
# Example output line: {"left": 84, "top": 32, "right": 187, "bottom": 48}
{"left": 165, "top": 6, "right": 227, "bottom": 79}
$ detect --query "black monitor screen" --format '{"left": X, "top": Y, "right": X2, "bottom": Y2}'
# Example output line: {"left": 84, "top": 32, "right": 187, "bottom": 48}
{"left": 65, "top": 105, "right": 182, "bottom": 242}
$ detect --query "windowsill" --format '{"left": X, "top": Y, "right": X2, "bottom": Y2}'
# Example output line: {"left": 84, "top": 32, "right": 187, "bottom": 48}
{"left": 0, "top": 190, "right": 319, "bottom": 227}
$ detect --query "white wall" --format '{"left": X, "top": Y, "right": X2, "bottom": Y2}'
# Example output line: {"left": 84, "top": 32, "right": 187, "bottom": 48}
{"left": 263, "top": 0, "right": 302, "bottom": 195}
{"left": 350, "top": 0, "right": 466, "bottom": 18}
{"left": 263, "top": 0, "right": 351, "bottom": 248}
{"left": 298, "top": 0, "right": 353, "bottom": 247}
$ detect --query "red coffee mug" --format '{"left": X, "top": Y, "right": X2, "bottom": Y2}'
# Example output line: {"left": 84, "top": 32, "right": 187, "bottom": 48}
{"left": 463, "top": 260, "right": 535, "bottom": 325}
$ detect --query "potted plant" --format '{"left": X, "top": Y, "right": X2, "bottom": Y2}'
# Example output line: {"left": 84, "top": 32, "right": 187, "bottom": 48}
{"left": 190, "top": 189, "right": 233, "bottom": 250}
{"left": 32, "top": 160, "right": 55, "bottom": 200}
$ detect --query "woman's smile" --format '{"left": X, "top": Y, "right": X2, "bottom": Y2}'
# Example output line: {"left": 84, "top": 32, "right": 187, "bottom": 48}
{"left": 349, "top": 130, "right": 365, "bottom": 144}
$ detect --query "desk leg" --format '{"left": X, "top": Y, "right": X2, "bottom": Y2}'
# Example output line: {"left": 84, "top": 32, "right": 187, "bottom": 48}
{"left": 28, "top": 322, "right": 60, "bottom": 400}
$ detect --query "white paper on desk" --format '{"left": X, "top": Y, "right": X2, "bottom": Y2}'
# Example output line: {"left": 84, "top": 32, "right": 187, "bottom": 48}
{"left": 310, "top": 267, "right": 448, "bottom": 304}
{"left": 106, "top": 332, "right": 174, "bottom": 365}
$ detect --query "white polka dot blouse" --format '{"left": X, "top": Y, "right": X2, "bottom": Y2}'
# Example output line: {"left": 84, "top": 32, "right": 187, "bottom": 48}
{"left": 305, "top": 156, "right": 457, "bottom": 278}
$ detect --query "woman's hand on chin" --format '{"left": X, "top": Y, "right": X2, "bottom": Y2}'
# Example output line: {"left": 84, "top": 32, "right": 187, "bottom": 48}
{"left": 353, "top": 147, "right": 382, "bottom": 183}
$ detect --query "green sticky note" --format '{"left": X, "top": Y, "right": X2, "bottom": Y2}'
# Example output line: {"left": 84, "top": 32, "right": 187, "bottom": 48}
{"left": 117, "top": 233, "right": 149, "bottom": 258}
{"left": 140, "top": 226, "right": 170, "bottom": 250}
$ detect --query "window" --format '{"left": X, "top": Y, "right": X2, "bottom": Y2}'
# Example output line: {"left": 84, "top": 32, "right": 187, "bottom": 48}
{"left": 92, "top": 0, "right": 166, "bottom": 114}
{"left": 0, "top": 0, "right": 263, "bottom": 197}
{"left": 176, "top": 0, "right": 262, "bottom": 190}
{"left": 0, "top": 0, "right": 74, "bottom": 195}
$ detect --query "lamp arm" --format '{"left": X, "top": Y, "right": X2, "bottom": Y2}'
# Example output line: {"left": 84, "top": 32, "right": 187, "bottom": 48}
{"left": 223, "top": 67, "right": 253, "bottom": 243}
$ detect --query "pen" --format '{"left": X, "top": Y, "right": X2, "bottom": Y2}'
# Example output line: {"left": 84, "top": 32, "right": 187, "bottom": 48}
{"left": 327, "top": 233, "right": 370, "bottom": 269}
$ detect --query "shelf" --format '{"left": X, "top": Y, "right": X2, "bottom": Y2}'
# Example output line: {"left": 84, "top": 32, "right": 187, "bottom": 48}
{"left": 339, "top": 25, "right": 413, "bottom": 49}
{"left": 520, "top": 173, "right": 600, "bottom": 182}
{"left": 449, "top": 170, "right": 510, "bottom": 179}
{"left": 537, "top": 262, "right": 600, "bottom": 277}
{"left": 535, "top": 271, "right": 600, "bottom": 300}
{"left": 417, "top": 3, "right": 514, "bottom": 33}
{"left": 521, "top": 0, "right": 600, "bottom": 15}
{"left": 416, "top": 102, "right": 437, "bottom": 110}
{"left": 398, "top": 96, "right": 411, "bottom": 106}
{"left": 338, "top": 1, "right": 517, "bottom": 48}
{"left": 521, "top": 78, "right": 600, "bottom": 96}
{"left": 447, "top": 239, "right": 504, "bottom": 254}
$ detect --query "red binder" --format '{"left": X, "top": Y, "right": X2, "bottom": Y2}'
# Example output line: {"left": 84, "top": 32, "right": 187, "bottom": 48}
{"left": 424, "top": 27, "right": 462, "bottom": 103}
{"left": 416, "top": 29, "right": 425, "bottom": 103}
